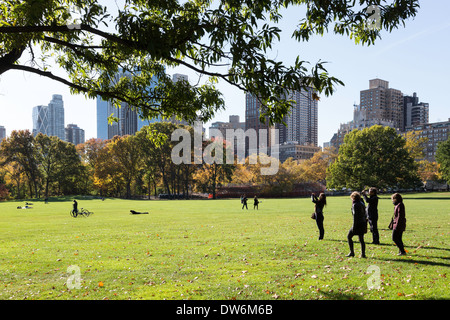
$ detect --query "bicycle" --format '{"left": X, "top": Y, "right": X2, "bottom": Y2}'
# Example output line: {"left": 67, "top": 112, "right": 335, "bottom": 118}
{"left": 70, "top": 208, "right": 94, "bottom": 218}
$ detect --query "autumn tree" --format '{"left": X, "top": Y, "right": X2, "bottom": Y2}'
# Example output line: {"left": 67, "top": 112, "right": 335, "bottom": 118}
{"left": 0, "top": 0, "right": 420, "bottom": 125}
{"left": 106, "top": 135, "right": 142, "bottom": 198}
{"left": 300, "top": 147, "right": 338, "bottom": 184}
{"left": 436, "top": 136, "right": 450, "bottom": 184}
{"left": 193, "top": 138, "right": 234, "bottom": 199}
{"left": 0, "top": 130, "right": 41, "bottom": 198}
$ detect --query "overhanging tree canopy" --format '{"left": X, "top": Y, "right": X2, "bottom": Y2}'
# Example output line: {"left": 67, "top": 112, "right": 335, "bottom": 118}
{"left": 0, "top": 0, "right": 420, "bottom": 124}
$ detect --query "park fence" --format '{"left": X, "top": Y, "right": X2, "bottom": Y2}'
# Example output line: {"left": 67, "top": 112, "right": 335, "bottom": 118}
{"left": 216, "top": 182, "right": 326, "bottom": 199}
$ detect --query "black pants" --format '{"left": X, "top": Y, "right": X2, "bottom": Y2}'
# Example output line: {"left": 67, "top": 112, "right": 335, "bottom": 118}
{"left": 369, "top": 217, "right": 380, "bottom": 244}
{"left": 347, "top": 229, "right": 365, "bottom": 256}
{"left": 316, "top": 216, "right": 324, "bottom": 240}
{"left": 392, "top": 229, "right": 406, "bottom": 254}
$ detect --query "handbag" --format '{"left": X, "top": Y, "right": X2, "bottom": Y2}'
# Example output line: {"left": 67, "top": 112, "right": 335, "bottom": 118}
{"left": 311, "top": 212, "right": 316, "bottom": 220}
{"left": 388, "top": 216, "right": 394, "bottom": 230}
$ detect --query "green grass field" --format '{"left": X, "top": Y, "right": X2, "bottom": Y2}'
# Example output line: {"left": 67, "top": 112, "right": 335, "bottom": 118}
{"left": 0, "top": 193, "right": 449, "bottom": 300}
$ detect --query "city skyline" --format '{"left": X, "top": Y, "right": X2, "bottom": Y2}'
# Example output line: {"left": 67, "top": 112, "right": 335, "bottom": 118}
{"left": 0, "top": 1, "right": 449, "bottom": 146}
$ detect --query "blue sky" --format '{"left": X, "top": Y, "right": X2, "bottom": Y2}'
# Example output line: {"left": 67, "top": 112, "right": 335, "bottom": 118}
{"left": 0, "top": 0, "right": 449, "bottom": 147}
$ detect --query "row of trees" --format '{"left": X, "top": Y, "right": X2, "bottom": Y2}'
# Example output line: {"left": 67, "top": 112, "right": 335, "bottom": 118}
{"left": 1, "top": 123, "right": 448, "bottom": 200}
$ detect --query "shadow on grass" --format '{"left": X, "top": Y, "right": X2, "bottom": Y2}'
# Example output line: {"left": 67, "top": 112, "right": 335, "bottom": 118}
{"left": 402, "top": 197, "right": 450, "bottom": 201}
{"left": 377, "top": 257, "right": 450, "bottom": 268}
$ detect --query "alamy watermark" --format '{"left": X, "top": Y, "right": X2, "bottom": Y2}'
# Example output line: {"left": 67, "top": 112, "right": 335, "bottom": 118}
{"left": 171, "top": 121, "right": 280, "bottom": 175}
{"left": 366, "top": 5, "right": 381, "bottom": 31}
{"left": 67, "top": 4, "right": 82, "bottom": 30}
{"left": 366, "top": 265, "right": 381, "bottom": 290}
{"left": 66, "top": 265, "right": 81, "bottom": 290}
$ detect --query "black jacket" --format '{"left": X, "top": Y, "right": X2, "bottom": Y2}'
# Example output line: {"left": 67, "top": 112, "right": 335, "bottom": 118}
{"left": 312, "top": 195, "right": 325, "bottom": 220}
{"left": 362, "top": 193, "right": 378, "bottom": 220}
{"left": 351, "top": 200, "right": 368, "bottom": 235}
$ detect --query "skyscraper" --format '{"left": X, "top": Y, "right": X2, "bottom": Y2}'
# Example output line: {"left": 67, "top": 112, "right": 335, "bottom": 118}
{"left": 245, "top": 94, "right": 274, "bottom": 156}
{"left": 0, "top": 125, "right": 6, "bottom": 141}
{"left": 404, "top": 92, "right": 429, "bottom": 129}
{"left": 65, "top": 124, "right": 85, "bottom": 146}
{"left": 245, "top": 86, "right": 318, "bottom": 158}
{"left": 96, "top": 69, "right": 157, "bottom": 140}
{"left": 359, "top": 79, "right": 403, "bottom": 130}
{"left": 277, "top": 87, "right": 318, "bottom": 146}
{"left": 32, "top": 105, "right": 48, "bottom": 136}
{"left": 47, "top": 94, "right": 65, "bottom": 140}
{"left": 32, "top": 94, "right": 65, "bottom": 140}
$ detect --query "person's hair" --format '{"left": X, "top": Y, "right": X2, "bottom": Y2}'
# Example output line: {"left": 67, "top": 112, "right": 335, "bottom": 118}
{"left": 350, "top": 191, "right": 361, "bottom": 201}
{"left": 391, "top": 193, "right": 403, "bottom": 203}
{"left": 318, "top": 193, "right": 327, "bottom": 206}
{"left": 369, "top": 187, "right": 377, "bottom": 195}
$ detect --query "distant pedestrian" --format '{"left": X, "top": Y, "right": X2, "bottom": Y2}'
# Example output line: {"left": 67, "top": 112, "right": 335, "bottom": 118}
{"left": 346, "top": 192, "right": 367, "bottom": 258}
{"left": 311, "top": 193, "right": 326, "bottom": 240}
{"left": 362, "top": 187, "right": 380, "bottom": 244}
{"left": 253, "top": 195, "right": 259, "bottom": 210}
{"left": 242, "top": 195, "right": 248, "bottom": 210}
{"left": 391, "top": 193, "right": 407, "bottom": 255}
{"left": 72, "top": 199, "right": 79, "bottom": 215}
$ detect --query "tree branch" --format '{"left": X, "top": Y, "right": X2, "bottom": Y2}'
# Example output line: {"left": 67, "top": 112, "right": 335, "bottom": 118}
{"left": 8, "top": 64, "right": 159, "bottom": 112}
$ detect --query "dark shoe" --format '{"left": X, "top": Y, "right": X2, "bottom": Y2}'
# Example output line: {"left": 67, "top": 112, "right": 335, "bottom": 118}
{"left": 361, "top": 254, "right": 367, "bottom": 258}
{"left": 346, "top": 253, "right": 355, "bottom": 257}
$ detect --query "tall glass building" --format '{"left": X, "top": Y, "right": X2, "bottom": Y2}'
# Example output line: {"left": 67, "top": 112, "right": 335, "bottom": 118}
{"left": 32, "top": 94, "right": 65, "bottom": 140}
{"left": 96, "top": 70, "right": 157, "bottom": 140}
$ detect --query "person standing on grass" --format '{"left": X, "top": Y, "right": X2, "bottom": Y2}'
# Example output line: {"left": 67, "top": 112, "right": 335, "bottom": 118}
{"left": 242, "top": 195, "right": 248, "bottom": 210}
{"left": 253, "top": 195, "right": 259, "bottom": 210}
{"left": 72, "top": 199, "right": 78, "bottom": 214}
{"left": 347, "top": 191, "right": 367, "bottom": 258}
{"left": 311, "top": 193, "right": 326, "bottom": 240}
{"left": 391, "top": 193, "right": 407, "bottom": 255}
{"left": 362, "top": 187, "right": 380, "bottom": 244}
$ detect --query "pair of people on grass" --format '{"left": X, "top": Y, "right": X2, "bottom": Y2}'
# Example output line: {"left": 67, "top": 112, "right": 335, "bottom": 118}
{"left": 311, "top": 189, "right": 406, "bottom": 257}
{"left": 241, "top": 195, "right": 259, "bottom": 210}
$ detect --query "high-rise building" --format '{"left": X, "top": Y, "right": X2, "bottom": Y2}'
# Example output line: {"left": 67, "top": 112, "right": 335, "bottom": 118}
{"left": 96, "top": 70, "right": 153, "bottom": 140}
{"left": 360, "top": 79, "right": 403, "bottom": 130}
{"left": 47, "top": 94, "right": 65, "bottom": 140}
{"left": 65, "top": 124, "right": 85, "bottom": 146}
{"left": 404, "top": 92, "right": 429, "bottom": 129}
{"left": 245, "top": 94, "right": 274, "bottom": 156}
{"left": 277, "top": 87, "right": 318, "bottom": 146}
{"left": 96, "top": 98, "right": 109, "bottom": 140}
{"left": 32, "top": 94, "right": 65, "bottom": 140}
{"left": 32, "top": 105, "right": 49, "bottom": 137}
{"left": 0, "top": 125, "right": 6, "bottom": 141}
{"left": 245, "top": 86, "right": 318, "bottom": 160}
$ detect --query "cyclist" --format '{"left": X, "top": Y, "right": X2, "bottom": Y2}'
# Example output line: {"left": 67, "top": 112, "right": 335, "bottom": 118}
{"left": 72, "top": 200, "right": 79, "bottom": 216}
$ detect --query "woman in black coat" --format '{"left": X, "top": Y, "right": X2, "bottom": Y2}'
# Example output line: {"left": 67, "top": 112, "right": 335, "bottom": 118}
{"left": 362, "top": 187, "right": 380, "bottom": 244}
{"left": 346, "top": 192, "right": 368, "bottom": 258}
{"left": 311, "top": 193, "right": 326, "bottom": 240}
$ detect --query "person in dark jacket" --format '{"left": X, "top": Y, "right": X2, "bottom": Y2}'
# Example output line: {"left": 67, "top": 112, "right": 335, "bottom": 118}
{"left": 72, "top": 199, "right": 78, "bottom": 214}
{"left": 242, "top": 195, "right": 248, "bottom": 210}
{"left": 362, "top": 187, "right": 380, "bottom": 244}
{"left": 253, "top": 195, "right": 259, "bottom": 210}
{"left": 346, "top": 192, "right": 368, "bottom": 258}
{"left": 311, "top": 193, "right": 326, "bottom": 240}
{"left": 391, "top": 193, "right": 407, "bottom": 255}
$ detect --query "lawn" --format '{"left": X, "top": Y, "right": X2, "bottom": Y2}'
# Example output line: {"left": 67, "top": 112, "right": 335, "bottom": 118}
{"left": 0, "top": 193, "right": 448, "bottom": 300}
